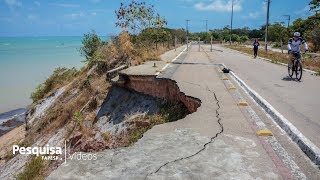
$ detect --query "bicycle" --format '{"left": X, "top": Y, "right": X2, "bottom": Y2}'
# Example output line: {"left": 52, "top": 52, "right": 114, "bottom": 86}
{"left": 288, "top": 51, "right": 303, "bottom": 81}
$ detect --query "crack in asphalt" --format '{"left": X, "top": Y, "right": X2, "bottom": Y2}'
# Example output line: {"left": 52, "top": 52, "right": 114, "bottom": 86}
{"left": 144, "top": 85, "right": 224, "bottom": 180}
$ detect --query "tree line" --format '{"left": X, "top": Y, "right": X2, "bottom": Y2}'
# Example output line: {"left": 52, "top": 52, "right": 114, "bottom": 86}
{"left": 189, "top": 0, "right": 320, "bottom": 52}
{"left": 80, "top": 0, "right": 320, "bottom": 70}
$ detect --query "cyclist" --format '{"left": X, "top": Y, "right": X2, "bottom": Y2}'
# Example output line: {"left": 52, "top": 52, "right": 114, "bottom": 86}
{"left": 287, "top": 32, "right": 308, "bottom": 66}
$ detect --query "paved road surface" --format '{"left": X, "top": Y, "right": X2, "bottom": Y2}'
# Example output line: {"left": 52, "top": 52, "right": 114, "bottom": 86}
{"left": 209, "top": 44, "right": 320, "bottom": 149}
{"left": 48, "top": 44, "right": 320, "bottom": 179}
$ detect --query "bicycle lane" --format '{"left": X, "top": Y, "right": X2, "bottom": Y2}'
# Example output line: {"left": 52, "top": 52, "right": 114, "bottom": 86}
{"left": 209, "top": 45, "right": 320, "bottom": 149}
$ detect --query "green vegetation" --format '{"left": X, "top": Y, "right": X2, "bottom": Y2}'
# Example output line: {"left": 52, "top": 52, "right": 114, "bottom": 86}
{"left": 188, "top": 0, "right": 320, "bottom": 52}
{"left": 30, "top": 67, "right": 78, "bottom": 102}
{"left": 16, "top": 156, "right": 45, "bottom": 180}
{"left": 127, "top": 126, "right": 149, "bottom": 145}
{"left": 126, "top": 101, "right": 189, "bottom": 145}
{"left": 305, "top": 28, "right": 320, "bottom": 51}
{"left": 79, "top": 30, "right": 104, "bottom": 65}
{"left": 30, "top": 0, "right": 188, "bottom": 102}
{"left": 159, "top": 101, "right": 190, "bottom": 122}
{"left": 102, "top": 132, "right": 112, "bottom": 142}
{"left": 73, "top": 111, "right": 83, "bottom": 127}
{"left": 79, "top": 0, "right": 187, "bottom": 69}
{"left": 309, "top": 0, "right": 320, "bottom": 11}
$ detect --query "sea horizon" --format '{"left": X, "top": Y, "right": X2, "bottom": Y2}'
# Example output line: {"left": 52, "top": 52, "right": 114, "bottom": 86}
{"left": 0, "top": 36, "right": 108, "bottom": 114}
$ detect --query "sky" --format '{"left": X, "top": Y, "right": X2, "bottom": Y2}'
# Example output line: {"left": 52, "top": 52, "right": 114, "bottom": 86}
{"left": 0, "top": 0, "right": 315, "bottom": 36}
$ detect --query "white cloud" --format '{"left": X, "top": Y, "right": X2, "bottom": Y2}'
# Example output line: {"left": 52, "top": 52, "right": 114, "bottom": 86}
{"left": 0, "top": 16, "right": 13, "bottom": 22}
{"left": 90, "top": 0, "right": 101, "bottom": 3}
{"left": 91, "top": 12, "right": 97, "bottom": 16}
{"left": 90, "top": 9, "right": 112, "bottom": 13}
{"left": 34, "top": 1, "right": 40, "bottom": 6}
{"left": 195, "top": 0, "right": 242, "bottom": 12}
{"left": 65, "top": 12, "right": 85, "bottom": 20}
{"left": 295, "top": 6, "right": 312, "bottom": 16}
{"left": 50, "top": 3, "right": 80, "bottom": 8}
{"left": 242, "top": 2, "right": 265, "bottom": 20}
{"left": 243, "top": 12, "right": 261, "bottom": 19}
{"left": 5, "top": 0, "right": 22, "bottom": 7}
{"left": 27, "top": 14, "right": 38, "bottom": 20}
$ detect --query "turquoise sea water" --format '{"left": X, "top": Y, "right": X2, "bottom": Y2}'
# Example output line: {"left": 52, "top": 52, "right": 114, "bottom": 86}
{"left": 0, "top": 36, "right": 101, "bottom": 113}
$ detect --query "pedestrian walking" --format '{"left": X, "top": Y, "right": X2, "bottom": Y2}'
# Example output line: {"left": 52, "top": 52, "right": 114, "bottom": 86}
{"left": 253, "top": 39, "right": 260, "bottom": 58}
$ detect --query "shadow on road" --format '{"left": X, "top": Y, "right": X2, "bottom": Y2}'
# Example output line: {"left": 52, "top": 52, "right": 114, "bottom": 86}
{"left": 282, "top": 76, "right": 303, "bottom": 82}
{"left": 282, "top": 76, "right": 296, "bottom": 81}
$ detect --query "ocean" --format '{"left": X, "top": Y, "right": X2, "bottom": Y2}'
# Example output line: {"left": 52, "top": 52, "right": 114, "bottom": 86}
{"left": 0, "top": 36, "right": 106, "bottom": 115}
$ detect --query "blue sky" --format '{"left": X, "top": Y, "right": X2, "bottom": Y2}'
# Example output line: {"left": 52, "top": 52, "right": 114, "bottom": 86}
{"left": 0, "top": 0, "right": 314, "bottom": 36}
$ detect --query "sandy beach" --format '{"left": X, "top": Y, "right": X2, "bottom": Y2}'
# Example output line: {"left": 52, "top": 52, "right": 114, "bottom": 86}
{"left": 0, "top": 125, "right": 25, "bottom": 166}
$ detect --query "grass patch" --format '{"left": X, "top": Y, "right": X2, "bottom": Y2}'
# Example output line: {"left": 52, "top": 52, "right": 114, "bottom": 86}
{"left": 102, "top": 132, "right": 112, "bottom": 142}
{"left": 159, "top": 101, "right": 190, "bottom": 122}
{"left": 31, "top": 67, "right": 78, "bottom": 103}
{"left": 226, "top": 45, "right": 320, "bottom": 71}
{"left": 127, "top": 126, "right": 150, "bottom": 146}
{"left": 3, "top": 140, "right": 30, "bottom": 162}
{"left": 16, "top": 156, "right": 45, "bottom": 180}
{"left": 125, "top": 101, "right": 189, "bottom": 146}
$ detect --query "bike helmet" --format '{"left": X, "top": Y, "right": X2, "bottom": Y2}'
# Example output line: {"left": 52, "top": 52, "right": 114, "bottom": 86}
{"left": 293, "top": 32, "right": 301, "bottom": 37}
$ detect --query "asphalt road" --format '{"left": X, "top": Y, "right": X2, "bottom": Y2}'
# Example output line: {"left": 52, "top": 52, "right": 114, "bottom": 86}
{"left": 206, "top": 44, "right": 320, "bottom": 150}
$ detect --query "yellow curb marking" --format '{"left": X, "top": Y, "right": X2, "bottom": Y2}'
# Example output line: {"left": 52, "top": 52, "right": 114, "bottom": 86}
{"left": 256, "top": 130, "right": 273, "bottom": 136}
{"left": 238, "top": 102, "right": 249, "bottom": 106}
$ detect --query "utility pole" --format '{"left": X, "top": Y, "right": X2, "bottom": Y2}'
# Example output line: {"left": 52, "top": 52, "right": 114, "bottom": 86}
{"left": 211, "top": 36, "right": 213, "bottom": 52}
{"left": 265, "top": 0, "right": 271, "bottom": 52}
{"left": 282, "top": 15, "right": 290, "bottom": 53}
{"left": 186, "top": 19, "right": 190, "bottom": 51}
{"left": 283, "top": 15, "right": 290, "bottom": 28}
{"left": 229, "top": 0, "right": 234, "bottom": 45}
{"left": 205, "top": 20, "right": 208, "bottom": 32}
{"left": 198, "top": 37, "right": 201, "bottom": 52}
{"left": 174, "top": 36, "right": 177, "bottom": 51}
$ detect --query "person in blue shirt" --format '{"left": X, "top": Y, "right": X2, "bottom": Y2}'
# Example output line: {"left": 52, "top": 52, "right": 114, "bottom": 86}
{"left": 253, "top": 39, "right": 260, "bottom": 58}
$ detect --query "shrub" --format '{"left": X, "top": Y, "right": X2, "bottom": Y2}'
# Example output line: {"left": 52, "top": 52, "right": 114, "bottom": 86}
{"left": 80, "top": 30, "right": 104, "bottom": 65}
{"left": 30, "top": 67, "right": 78, "bottom": 102}
{"left": 305, "top": 28, "right": 320, "bottom": 52}
{"left": 73, "top": 111, "right": 83, "bottom": 127}
{"left": 30, "top": 84, "right": 46, "bottom": 103}
{"left": 127, "top": 126, "right": 149, "bottom": 145}
{"left": 16, "top": 156, "right": 44, "bottom": 180}
{"left": 240, "top": 36, "right": 249, "bottom": 43}
{"left": 159, "top": 101, "right": 189, "bottom": 122}
{"left": 102, "top": 132, "right": 112, "bottom": 142}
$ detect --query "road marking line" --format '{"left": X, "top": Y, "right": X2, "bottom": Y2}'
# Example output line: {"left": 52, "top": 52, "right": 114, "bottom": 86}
{"left": 256, "top": 130, "right": 273, "bottom": 136}
{"left": 155, "top": 43, "right": 191, "bottom": 76}
{"left": 238, "top": 102, "right": 249, "bottom": 106}
{"left": 216, "top": 64, "right": 306, "bottom": 178}
{"left": 221, "top": 63, "right": 320, "bottom": 166}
